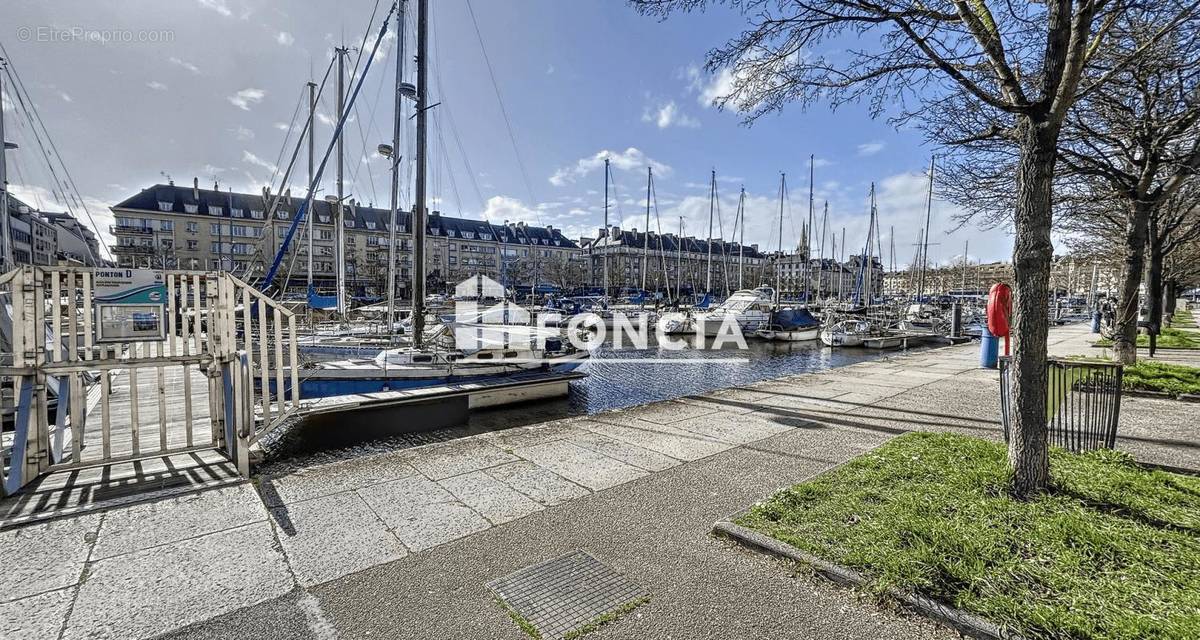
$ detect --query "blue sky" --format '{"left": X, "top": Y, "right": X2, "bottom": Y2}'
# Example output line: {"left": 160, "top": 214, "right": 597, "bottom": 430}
{"left": 3, "top": 0, "right": 1015, "bottom": 266}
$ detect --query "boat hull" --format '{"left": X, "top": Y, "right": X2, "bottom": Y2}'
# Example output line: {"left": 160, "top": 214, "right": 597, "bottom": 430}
{"left": 755, "top": 327, "right": 819, "bottom": 342}
{"left": 820, "top": 330, "right": 865, "bottom": 347}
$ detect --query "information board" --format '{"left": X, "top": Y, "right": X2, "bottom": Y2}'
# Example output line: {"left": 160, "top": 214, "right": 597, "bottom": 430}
{"left": 93, "top": 269, "right": 168, "bottom": 342}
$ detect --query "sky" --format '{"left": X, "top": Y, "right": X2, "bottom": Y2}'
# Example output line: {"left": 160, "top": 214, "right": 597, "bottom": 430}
{"left": 1, "top": 0, "right": 1017, "bottom": 268}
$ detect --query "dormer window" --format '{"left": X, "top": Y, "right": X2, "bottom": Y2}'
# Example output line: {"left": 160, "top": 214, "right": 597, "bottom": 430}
{"left": 275, "top": 209, "right": 289, "bottom": 220}
{"left": 462, "top": 231, "right": 475, "bottom": 239}
{"left": 184, "top": 204, "right": 198, "bottom": 214}
{"left": 157, "top": 201, "right": 173, "bottom": 212}
{"left": 318, "top": 215, "right": 330, "bottom": 224}
{"left": 343, "top": 218, "right": 354, "bottom": 228}
{"left": 208, "top": 206, "right": 223, "bottom": 216}
{"left": 231, "top": 208, "right": 244, "bottom": 218}
{"left": 446, "top": 229, "right": 456, "bottom": 237}
{"left": 250, "top": 209, "right": 264, "bottom": 219}
{"left": 366, "top": 221, "right": 376, "bottom": 230}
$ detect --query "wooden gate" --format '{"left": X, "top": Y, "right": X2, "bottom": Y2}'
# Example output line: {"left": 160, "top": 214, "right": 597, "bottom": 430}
{"left": 0, "top": 267, "right": 300, "bottom": 496}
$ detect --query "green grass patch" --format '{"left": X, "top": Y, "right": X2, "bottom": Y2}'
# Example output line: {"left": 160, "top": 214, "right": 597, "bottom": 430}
{"left": 1123, "top": 361, "right": 1200, "bottom": 396}
{"left": 736, "top": 432, "right": 1200, "bottom": 640}
{"left": 563, "top": 596, "right": 650, "bottom": 639}
{"left": 1094, "top": 326, "right": 1200, "bottom": 349}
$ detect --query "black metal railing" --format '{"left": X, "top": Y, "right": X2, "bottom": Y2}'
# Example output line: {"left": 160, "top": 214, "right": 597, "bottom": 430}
{"left": 999, "top": 357, "right": 1123, "bottom": 452}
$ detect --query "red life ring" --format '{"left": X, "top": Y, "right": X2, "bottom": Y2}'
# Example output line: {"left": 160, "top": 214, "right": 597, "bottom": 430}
{"left": 987, "top": 283, "right": 1012, "bottom": 337}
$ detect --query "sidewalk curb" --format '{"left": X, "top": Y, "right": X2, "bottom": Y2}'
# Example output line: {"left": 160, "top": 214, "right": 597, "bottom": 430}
{"left": 712, "top": 519, "right": 1027, "bottom": 640}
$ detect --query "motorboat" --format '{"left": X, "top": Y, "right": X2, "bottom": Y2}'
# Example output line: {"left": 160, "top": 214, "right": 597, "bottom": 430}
{"left": 694, "top": 286, "right": 776, "bottom": 337}
{"left": 820, "top": 318, "right": 874, "bottom": 347}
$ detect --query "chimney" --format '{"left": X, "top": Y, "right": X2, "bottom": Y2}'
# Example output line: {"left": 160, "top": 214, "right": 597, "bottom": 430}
{"left": 213, "top": 179, "right": 219, "bottom": 190}
{"left": 192, "top": 177, "right": 199, "bottom": 200}
{"left": 262, "top": 186, "right": 271, "bottom": 205}
{"left": 285, "top": 188, "right": 292, "bottom": 205}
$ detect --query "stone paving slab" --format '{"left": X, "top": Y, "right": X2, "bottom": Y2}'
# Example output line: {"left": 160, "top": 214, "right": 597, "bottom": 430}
{"left": 91, "top": 483, "right": 266, "bottom": 560}
{"left": 578, "top": 418, "right": 732, "bottom": 462}
{"left": 512, "top": 439, "right": 649, "bottom": 490}
{"left": 356, "top": 475, "right": 492, "bottom": 551}
{"left": 565, "top": 430, "right": 682, "bottom": 471}
{"left": 404, "top": 439, "right": 522, "bottom": 480}
{"left": 0, "top": 587, "right": 73, "bottom": 640}
{"left": 258, "top": 454, "right": 420, "bottom": 507}
{"left": 269, "top": 492, "right": 408, "bottom": 587}
{"left": 440, "top": 470, "right": 545, "bottom": 525}
{"left": 0, "top": 513, "right": 100, "bottom": 603}
{"left": 483, "top": 461, "right": 592, "bottom": 507}
{"left": 62, "top": 521, "right": 292, "bottom": 640}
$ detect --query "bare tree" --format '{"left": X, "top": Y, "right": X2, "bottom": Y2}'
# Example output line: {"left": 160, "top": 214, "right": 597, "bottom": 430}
{"left": 632, "top": 0, "right": 1198, "bottom": 496}
{"left": 1053, "top": 13, "right": 1200, "bottom": 362}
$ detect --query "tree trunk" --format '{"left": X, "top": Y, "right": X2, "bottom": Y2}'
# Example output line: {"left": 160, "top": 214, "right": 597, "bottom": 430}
{"left": 1112, "top": 202, "right": 1150, "bottom": 364}
{"left": 1147, "top": 219, "right": 1164, "bottom": 357}
{"left": 1165, "top": 279, "right": 1178, "bottom": 320}
{"left": 1008, "top": 120, "right": 1056, "bottom": 498}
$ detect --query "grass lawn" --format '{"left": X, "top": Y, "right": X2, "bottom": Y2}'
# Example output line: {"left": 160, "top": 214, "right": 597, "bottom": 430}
{"left": 1095, "top": 326, "right": 1200, "bottom": 349}
{"left": 1169, "top": 310, "right": 1197, "bottom": 329}
{"left": 1123, "top": 361, "right": 1200, "bottom": 396}
{"left": 736, "top": 432, "right": 1200, "bottom": 640}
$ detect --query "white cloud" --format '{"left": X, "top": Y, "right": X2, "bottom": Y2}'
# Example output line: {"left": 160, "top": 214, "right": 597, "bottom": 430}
{"left": 482, "top": 195, "right": 540, "bottom": 222}
{"left": 642, "top": 100, "right": 700, "bottom": 129}
{"left": 683, "top": 63, "right": 735, "bottom": 109}
{"left": 232, "top": 126, "right": 255, "bottom": 141}
{"left": 546, "top": 64, "right": 556, "bottom": 75}
{"left": 549, "top": 148, "right": 671, "bottom": 187}
{"left": 273, "top": 122, "right": 290, "bottom": 131}
{"left": 241, "top": 150, "right": 278, "bottom": 174}
{"left": 228, "top": 88, "right": 265, "bottom": 111}
{"left": 857, "top": 141, "right": 885, "bottom": 156}
{"left": 197, "top": 0, "right": 232, "bottom": 17}
{"left": 58, "top": 91, "right": 72, "bottom": 103}
{"left": 276, "top": 31, "right": 294, "bottom": 46}
{"left": 169, "top": 57, "right": 201, "bottom": 75}
{"left": 146, "top": 81, "right": 168, "bottom": 91}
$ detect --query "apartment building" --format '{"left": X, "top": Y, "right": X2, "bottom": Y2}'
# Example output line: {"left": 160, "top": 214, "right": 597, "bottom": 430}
{"left": 579, "top": 225, "right": 769, "bottom": 294}
{"left": 1, "top": 195, "right": 104, "bottom": 267}
{"left": 109, "top": 181, "right": 580, "bottom": 296}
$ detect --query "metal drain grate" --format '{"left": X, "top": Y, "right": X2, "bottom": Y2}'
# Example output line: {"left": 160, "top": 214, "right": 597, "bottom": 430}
{"left": 489, "top": 550, "right": 647, "bottom": 639}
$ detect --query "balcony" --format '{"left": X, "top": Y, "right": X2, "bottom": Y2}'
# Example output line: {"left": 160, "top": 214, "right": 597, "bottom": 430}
{"left": 112, "top": 244, "right": 154, "bottom": 255}
{"left": 111, "top": 225, "right": 154, "bottom": 235}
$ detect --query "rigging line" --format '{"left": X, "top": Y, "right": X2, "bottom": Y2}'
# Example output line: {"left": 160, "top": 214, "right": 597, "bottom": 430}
{"left": 464, "top": 0, "right": 540, "bottom": 224}
{"left": 434, "top": 111, "right": 464, "bottom": 215}
{"left": 345, "top": 0, "right": 384, "bottom": 90}
{"left": 649, "top": 171, "right": 670, "bottom": 287}
{"left": 268, "top": 85, "right": 307, "bottom": 188}
{"left": 0, "top": 62, "right": 103, "bottom": 261}
{"left": 349, "top": 97, "right": 380, "bottom": 205}
{"left": 430, "top": 34, "right": 484, "bottom": 212}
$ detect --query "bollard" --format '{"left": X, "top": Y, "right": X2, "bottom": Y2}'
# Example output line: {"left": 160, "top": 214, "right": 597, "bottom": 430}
{"left": 950, "top": 302, "right": 962, "bottom": 338}
{"left": 980, "top": 325, "right": 999, "bottom": 369}
{"left": 1091, "top": 311, "right": 1101, "bottom": 333}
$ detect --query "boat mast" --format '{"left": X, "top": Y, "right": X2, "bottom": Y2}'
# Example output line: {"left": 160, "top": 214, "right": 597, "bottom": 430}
{"left": 806, "top": 154, "right": 814, "bottom": 303}
{"left": 961, "top": 240, "right": 968, "bottom": 292}
{"left": 738, "top": 187, "right": 745, "bottom": 290}
{"left": 386, "top": 0, "right": 406, "bottom": 330}
{"left": 676, "top": 216, "right": 683, "bottom": 302}
{"left": 776, "top": 173, "right": 785, "bottom": 303}
{"left": 411, "top": 0, "right": 429, "bottom": 348}
{"left": 818, "top": 200, "right": 828, "bottom": 297}
{"left": 306, "top": 81, "right": 316, "bottom": 290}
{"left": 334, "top": 46, "right": 347, "bottom": 316}
{"left": 642, "top": 166, "right": 651, "bottom": 296}
{"left": 602, "top": 157, "right": 609, "bottom": 299}
{"left": 706, "top": 169, "right": 715, "bottom": 294}
{"left": 0, "top": 60, "right": 11, "bottom": 270}
{"left": 916, "top": 155, "right": 934, "bottom": 302}
{"left": 839, "top": 227, "right": 846, "bottom": 302}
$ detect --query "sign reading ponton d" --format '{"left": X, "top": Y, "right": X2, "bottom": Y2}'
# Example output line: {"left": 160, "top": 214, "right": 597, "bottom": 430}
{"left": 93, "top": 269, "right": 168, "bottom": 342}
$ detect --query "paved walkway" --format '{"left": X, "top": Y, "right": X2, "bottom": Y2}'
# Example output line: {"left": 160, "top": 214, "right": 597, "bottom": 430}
{"left": 3, "top": 323, "right": 1196, "bottom": 639}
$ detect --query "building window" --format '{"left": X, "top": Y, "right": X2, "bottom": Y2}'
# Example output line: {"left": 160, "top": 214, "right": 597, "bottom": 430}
{"left": 231, "top": 208, "right": 244, "bottom": 218}
{"left": 187, "top": 240, "right": 198, "bottom": 250}
{"left": 318, "top": 215, "right": 330, "bottom": 223}
{"left": 250, "top": 210, "right": 264, "bottom": 219}
{"left": 275, "top": 209, "right": 289, "bottom": 220}
{"left": 231, "top": 225, "right": 248, "bottom": 237}
{"left": 157, "top": 201, "right": 173, "bottom": 212}
{"left": 366, "top": 221, "right": 376, "bottom": 230}
{"left": 319, "top": 230, "right": 333, "bottom": 240}
{"left": 210, "top": 223, "right": 222, "bottom": 234}
{"left": 184, "top": 204, "right": 199, "bottom": 214}
{"left": 186, "top": 222, "right": 198, "bottom": 233}
{"left": 449, "top": 256, "right": 456, "bottom": 265}
{"left": 160, "top": 220, "right": 174, "bottom": 231}
{"left": 208, "top": 206, "right": 223, "bottom": 216}
{"left": 343, "top": 219, "right": 354, "bottom": 228}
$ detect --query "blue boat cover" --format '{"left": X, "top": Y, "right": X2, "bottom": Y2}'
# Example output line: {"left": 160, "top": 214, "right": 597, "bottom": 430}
{"left": 771, "top": 308, "right": 820, "bottom": 329}
{"left": 694, "top": 293, "right": 712, "bottom": 309}
{"left": 307, "top": 285, "right": 338, "bottom": 310}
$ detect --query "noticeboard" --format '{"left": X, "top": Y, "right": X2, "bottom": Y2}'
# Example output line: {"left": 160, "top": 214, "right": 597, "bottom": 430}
{"left": 93, "top": 269, "right": 168, "bottom": 343}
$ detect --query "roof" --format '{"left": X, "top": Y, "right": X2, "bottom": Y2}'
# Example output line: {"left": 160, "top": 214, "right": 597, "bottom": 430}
{"left": 585, "top": 227, "right": 767, "bottom": 259}
{"left": 113, "top": 183, "right": 579, "bottom": 249}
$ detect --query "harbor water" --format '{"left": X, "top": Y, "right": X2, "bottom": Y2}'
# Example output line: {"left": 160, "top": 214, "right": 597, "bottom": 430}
{"left": 257, "top": 336, "right": 934, "bottom": 474}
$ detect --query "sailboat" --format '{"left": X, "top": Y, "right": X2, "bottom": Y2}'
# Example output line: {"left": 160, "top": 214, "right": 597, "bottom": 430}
{"left": 754, "top": 171, "right": 821, "bottom": 342}
{"left": 268, "top": 0, "right": 589, "bottom": 399}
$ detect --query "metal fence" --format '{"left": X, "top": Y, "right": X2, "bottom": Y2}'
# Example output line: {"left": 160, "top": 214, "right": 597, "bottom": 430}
{"left": 999, "top": 357, "right": 1124, "bottom": 452}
